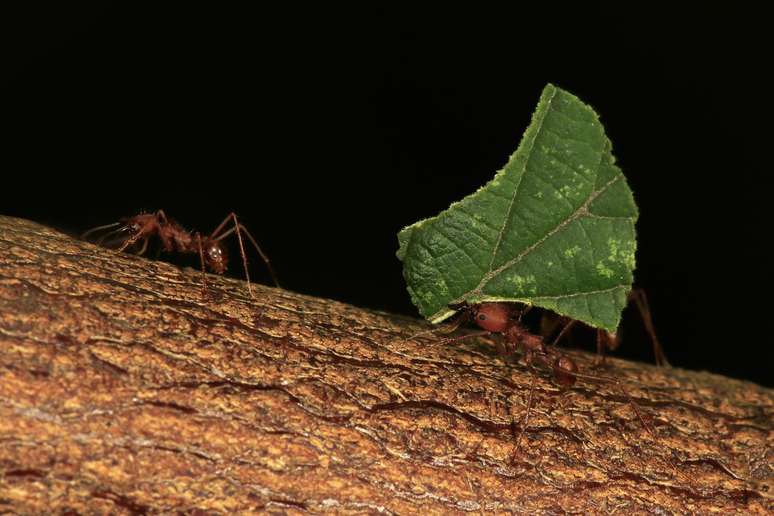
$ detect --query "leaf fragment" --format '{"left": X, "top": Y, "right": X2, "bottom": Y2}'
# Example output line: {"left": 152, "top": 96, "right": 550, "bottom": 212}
{"left": 396, "top": 84, "right": 638, "bottom": 331}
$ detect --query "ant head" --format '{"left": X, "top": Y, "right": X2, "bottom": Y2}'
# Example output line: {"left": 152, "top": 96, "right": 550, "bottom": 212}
{"left": 123, "top": 220, "right": 143, "bottom": 235}
{"left": 120, "top": 214, "right": 155, "bottom": 236}
{"left": 118, "top": 216, "right": 143, "bottom": 235}
{"left": 203, "top": 241, "right": 228, "bottom": 274}
{"left": 553, "top": 355, "right": 578, "bottom": 387}
{"left": 449, "top": 302, "right": 512, "bottom": 333}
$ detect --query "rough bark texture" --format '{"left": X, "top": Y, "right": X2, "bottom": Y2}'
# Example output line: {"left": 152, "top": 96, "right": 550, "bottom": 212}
{"left": 0, "top": 215, "right": 772, "bottom": 514}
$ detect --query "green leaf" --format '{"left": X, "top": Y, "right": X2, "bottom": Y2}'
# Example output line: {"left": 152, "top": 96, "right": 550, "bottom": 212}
{"left": 396, "top": 84, "right": 638, "bottom": 332}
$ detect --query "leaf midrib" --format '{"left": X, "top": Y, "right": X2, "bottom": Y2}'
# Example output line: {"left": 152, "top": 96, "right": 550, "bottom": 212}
{"left": 433, "top": 173, "right": 627, "bottom": 320}
{"left": 487, "top": 86, "right": 558, "bottom": 273}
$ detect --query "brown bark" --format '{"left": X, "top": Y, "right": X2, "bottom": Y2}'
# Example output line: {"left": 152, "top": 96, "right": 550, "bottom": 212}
{"left": 0, "top": 215, "right": 771, "bottom": 514}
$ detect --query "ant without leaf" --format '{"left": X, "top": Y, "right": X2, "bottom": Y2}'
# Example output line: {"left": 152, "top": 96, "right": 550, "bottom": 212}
{"left": 82, "top": 210, "right": 280, "bottom": 295}
{"left": 437, "top": 301, "right": 654, "bottom": 450}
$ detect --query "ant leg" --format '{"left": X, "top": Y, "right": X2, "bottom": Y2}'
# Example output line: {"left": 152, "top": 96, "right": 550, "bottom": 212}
{"left": 514, "top": 367, "right": 537, "bottom": 453}
{"left": 538, "top": 312, "right": 561, "bottom": 339}
{"left": 116, "top": 232, "right": 146, "bottom": 253}
{"left": 196, "top": 234, "right": 208, "bottom": 297}
{"left": 548, "top": 318, "right": 577, "bottom": 348}
{"left": 573, "top": 369, "right": 692, "bottom": 483}
{"left": 135, "top": 237, "right": 150, "bottom": 256}
{"left": 439, "top": 330, "right": 493, "bottom": 347}
{"left": 211, "top": 213, "right": 281, "bottom": 291}
{"left": 595, "top": 330, "right": 609, "bottom": 366}
{"left": 235, "top": 221, "right": 280, "bottom": 289}
{"left": 493, "top": 339, "right": 511, "bottom": 359}
{"left": 629, "top": 288, "right": 670, "bottom": 366}
{"left": 208, "top": 213, "right": 254, "bottom": 296}
{"left": 569, "top": 369, "right": 654, "bottom": 436}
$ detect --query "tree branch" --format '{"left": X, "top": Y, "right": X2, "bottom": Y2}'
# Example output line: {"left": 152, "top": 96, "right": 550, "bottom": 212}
{"left": 0, "top": 215, "right": 771, "bottom": 513}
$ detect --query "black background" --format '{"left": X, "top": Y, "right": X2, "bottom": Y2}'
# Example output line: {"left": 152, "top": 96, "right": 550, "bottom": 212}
{"left": 4, "top": 5, "right": 770, "bottom": 386}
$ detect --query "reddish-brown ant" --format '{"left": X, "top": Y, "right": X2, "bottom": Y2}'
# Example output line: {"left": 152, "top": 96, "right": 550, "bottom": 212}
{"left": 439, "top": 301, "right": 654, "bottom": 450}
{"left": 82, "top": 210, "right": 279, "bottom": 296}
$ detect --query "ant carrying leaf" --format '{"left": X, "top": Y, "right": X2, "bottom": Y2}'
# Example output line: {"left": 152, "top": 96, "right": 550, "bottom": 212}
{"left": 397, "top": 84, "right": 670, "bottom": 456}
{"left": 83, "top": 210, "right": 279, "bottom": 296}
{"left": 397, "top": 84, "right": 639, "bottom": 333}
{"left": 436, "top": 301, "right": 654, "bottom": 452}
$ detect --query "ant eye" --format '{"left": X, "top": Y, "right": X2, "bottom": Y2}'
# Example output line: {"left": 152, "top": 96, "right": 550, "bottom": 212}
{"left": 478, "top": 314, "right": 486, "bottom": 320}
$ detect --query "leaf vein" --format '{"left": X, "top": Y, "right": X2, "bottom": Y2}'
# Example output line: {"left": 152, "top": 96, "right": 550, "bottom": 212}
{"left": 469, "top": 174, "right": 623, "bottom": 300}
{"left": 488, "top": 87, "right": 558, "bottom": 272}
{"left": 531, "top": 284, "right": 626, "bottom": 301}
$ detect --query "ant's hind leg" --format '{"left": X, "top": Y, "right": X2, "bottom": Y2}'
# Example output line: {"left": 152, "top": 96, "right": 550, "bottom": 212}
{"left": 211, "top": 212, "right": 280, "bottom": 293}
{"left": 594, "top": 330, "right": 611, "bottom": 367}
{"left": 196, "top": 234, "right": 209, "bottom": 299}
{"left": 628, "top": 288, "right": 670, "bottom": 367}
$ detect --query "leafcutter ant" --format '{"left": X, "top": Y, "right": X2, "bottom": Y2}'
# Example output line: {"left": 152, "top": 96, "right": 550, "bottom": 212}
{"left": 439, "top": 301, "right": 654, "bottom": 451}
{"left": 82, "top": 210, "right": 280, "bottom": 296}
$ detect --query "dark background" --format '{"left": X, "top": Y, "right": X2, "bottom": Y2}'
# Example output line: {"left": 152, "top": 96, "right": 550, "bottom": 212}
{"left": 4, "top": 5, "right": 770, "bottom": 386}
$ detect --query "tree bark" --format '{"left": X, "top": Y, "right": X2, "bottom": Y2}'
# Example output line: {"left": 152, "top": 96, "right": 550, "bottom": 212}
{"left": 0, "top": 215, "right": 771, "bottom": 514}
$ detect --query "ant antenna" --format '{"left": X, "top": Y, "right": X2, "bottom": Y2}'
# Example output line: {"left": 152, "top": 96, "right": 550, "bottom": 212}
{"left": 81, "top": 221, "right": 122, "bottom": 241}
{"left": 196, "top": 233, "right": 209, "bottom": 296}
{"left": 404, "top": 304, "right": 474, "bottom": 344}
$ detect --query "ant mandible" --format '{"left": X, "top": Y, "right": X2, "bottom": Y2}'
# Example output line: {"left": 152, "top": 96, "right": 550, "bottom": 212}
{"left": 82, "top": 210, "right": 279, "bottom": 296}
{"left": 444, "top": 301, "right": 653, "bottom": 450}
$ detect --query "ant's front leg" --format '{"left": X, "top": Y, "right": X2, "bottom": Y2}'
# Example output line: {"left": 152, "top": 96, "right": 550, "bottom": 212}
{"left": 116, "top": 232, "right": 146, "bottom": 253}
{"left": 439, "top": 330, "right": 494, "bottom": 348}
